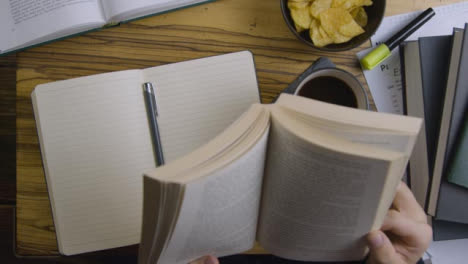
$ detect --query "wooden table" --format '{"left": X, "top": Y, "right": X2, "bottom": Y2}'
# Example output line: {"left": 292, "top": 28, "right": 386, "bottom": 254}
{"left": 16, "top": 0, "right": 463, "bottom": 257}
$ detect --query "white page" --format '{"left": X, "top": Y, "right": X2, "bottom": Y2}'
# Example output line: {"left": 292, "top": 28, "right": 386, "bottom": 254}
{"left": 358, "top": 2, "right": 468, "bottom": 114}
{"left": 257, "top": 110, "right": 403, "bottom": 262}
{"left": 143, "top": 51, "right": 260, "bottom": 162}
{"left": 159, "top": 130, "right": 269, "bottom": 264}
{"left": 32, "top": 70, "right": 155, "bottom": 255}
{"left": 357, "top": 48, "right": 403, "bottom": 114}
{"left": 0, "top": 0, "right": 105, "bottom": 53}
{"left": 101, "top": 0, "right": 171, "bottom": 21}
{"left": 286, "top": 108, "right": 414, "bottom": 154}
{"left": 427, "top": 239, "right": 468, "bottom": 264}
{"left": 371, "top": 3, "right": 468, "bottom": 46}
{"left": 100, "top": 0, "right": 207, "bottom": 22}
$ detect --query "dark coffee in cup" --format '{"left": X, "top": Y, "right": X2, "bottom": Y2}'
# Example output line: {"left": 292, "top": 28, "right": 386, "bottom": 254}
{"left": 294, "top": 68, "right": 368, "bottom": 110}
{"left": 297, "top": 76, "right": 358, "bottom": 108}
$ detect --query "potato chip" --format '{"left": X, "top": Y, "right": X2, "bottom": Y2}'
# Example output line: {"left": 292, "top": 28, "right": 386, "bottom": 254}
{"left": 294, "top": 22, "right": 308, "bottom": 32}
{"left": 350, "top": 6, "right": 359, "bottom": 17}
{"left": 332, "top": 0, "right": 372, "bottom": 11}
{"left": 288, "top": 0, "right": 310, "bottom": 10}
{"left": 309, "top": 0, "right": 332, "bottom": 18}
{"left": 328, "top": 29, "right": 353, "bottom": 43}
{"left": 309, "top": 18, "right": 320, "bottom": 34}
{"left": 290, "top": 4, "right": 312, "bottom": 32}
{"left": 310, "top": 21, "right": 334, "bottom": 47}
{"left": 315, "top": 19, "right": 351, "bottom": 44}
{"left": 339, "top": 18, "right": 365, "bottom": 37}
{"left": 350, "top": 7, "right": 368, "bottom": 27}
{"left": 319, "top": 8, "right": 364, "bottom": 39}
{"left": 287, "top": 0, "right": 371, "bottom": 47}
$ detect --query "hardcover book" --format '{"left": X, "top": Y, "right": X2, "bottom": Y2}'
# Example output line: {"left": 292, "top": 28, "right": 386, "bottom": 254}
{"left": 400, "top": 35, "right": 453, "bottom": 214}
{"left": 400, "top": 40, "right": 430, "bottom": 208}
{"left": 446, "top": 116, "right": 468, "bottom": 189}
{"left": 429, "top": 24, "right": 468, "bottom": 215}
{"left": 432, "top": 219, "right": 468, "bottom": 241}
{"left": 445, "top": 24, "right": 468, "bottom": 189}
{"left": 418, "top": 35, "right": 452, "bottom": 182}
{"left": 434, "top": 28, "right": 468, "bottom": 225}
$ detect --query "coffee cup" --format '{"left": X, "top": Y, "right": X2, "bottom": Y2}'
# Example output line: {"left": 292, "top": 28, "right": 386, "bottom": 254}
{"left": 293, "top": 68, "right": 369, "bottom": 110}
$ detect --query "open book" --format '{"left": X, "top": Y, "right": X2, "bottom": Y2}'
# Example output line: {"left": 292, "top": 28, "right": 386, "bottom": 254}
{"left": 139, "top": 94, "right": 422, "bottom": 264}
{"left": 0, "top": 0, "right": 213, "bottom": 55}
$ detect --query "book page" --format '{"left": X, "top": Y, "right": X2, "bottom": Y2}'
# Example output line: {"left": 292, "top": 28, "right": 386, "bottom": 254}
{"left": 140, "top": 105, "right": 269, "bottom": 264}
{"left": 156, "top": 129, "right": 269, "bottom": 264}
{"left": 142, "top": 51, "right": 260, "bottom": 163}
{"left": 287, "top": 109, "right": 414, "bottom": 154}
{"left": 101, "top": 0, "right": 208, "bottom": 23}
{"left": 0, "top": 0, "right": 105, "bottom": 53}
{"left": 257, "top": 107, "right": 406, "bottom": 262}
{"left": 276, "top": 94, "right": 421, "bottom": 156}
{"left": 32, "top": 70, "right": 155, "bottom": 255}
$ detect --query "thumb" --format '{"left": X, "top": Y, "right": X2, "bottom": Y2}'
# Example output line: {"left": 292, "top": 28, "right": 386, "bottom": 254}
{"left": 189, "top": 255, "right": 219, "bottom": 264}
{"left": 366, "top": 230, "right": 399, "bottom": 264}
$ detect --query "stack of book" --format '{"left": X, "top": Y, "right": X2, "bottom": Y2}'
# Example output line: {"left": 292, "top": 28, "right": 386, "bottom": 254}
{"left": 400, "top": 23, "right": 468, "bottom": 241}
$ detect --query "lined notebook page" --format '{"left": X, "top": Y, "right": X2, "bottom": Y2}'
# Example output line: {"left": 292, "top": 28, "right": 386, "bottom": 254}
{"left": 143, "top": 51, "right": 260, "bottom": 162}
{"left": 32, "top": 70, "right": 155, "bottom": 255}
{"left": 32, "top": 51, "right": 260, "bottom": 255}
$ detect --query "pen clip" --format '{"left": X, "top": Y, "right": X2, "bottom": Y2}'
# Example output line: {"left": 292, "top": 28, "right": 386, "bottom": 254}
{"left": 143, "top": 82, "right": 158, "bottom": 117}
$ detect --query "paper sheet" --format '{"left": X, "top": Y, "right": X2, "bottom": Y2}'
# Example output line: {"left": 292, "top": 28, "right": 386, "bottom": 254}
{"left": 357, "top": 48, "right": 403, "bottom": 114}
{"left": 359, "top": 2, "right": 468, "bottom": 114}
{"left": 427, "top": 239, "right": 468, "bottom": 264}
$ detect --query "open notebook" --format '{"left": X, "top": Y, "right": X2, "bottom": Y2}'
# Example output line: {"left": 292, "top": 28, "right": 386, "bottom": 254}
{"left": 31, "top": 51, "right": 260, "bottom": 255}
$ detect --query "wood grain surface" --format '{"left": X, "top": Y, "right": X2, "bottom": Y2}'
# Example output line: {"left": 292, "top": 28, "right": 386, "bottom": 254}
{"left": 16, "top": 0, "right": 464, "bottom": 256}
{"left": 0, "top": 55, "right": 16, "bottom": 205}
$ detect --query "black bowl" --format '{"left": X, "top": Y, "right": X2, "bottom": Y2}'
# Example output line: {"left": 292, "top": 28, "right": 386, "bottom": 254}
{"left": 280, "top": 0, "right": 386, "bottom": 51}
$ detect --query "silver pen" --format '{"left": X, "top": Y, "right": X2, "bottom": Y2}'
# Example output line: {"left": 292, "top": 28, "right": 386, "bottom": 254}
{"left": 143, "top": 82, "right": 164, "bottom": 166}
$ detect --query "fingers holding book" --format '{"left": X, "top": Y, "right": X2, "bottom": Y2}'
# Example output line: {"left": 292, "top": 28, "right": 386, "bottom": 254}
{"left": 366, "top": 182, "right": 432, "bottom": 264}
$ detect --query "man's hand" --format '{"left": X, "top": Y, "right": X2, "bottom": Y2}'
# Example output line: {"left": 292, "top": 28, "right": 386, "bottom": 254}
{"left": 366, "top": 182, "right": 432, "bottom": 264}
{"left": 189, "top": 255, "right": 219, "bottom": 264}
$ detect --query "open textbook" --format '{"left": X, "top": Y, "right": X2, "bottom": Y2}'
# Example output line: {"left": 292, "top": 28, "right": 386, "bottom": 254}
{"left": 0, "top": 0, "right": 213, "bottom": 55}
{"left": 139, "top": 94, "right": 422, "bottom": 264}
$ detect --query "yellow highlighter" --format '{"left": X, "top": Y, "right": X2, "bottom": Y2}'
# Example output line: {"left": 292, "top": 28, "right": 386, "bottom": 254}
{"left": 361, "top": 8, "right": 435, "bottom": 70}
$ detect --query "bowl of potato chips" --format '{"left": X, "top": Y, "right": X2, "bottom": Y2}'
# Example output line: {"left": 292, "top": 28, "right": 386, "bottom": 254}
{"left": 281, "top": 0, "right": 386, "bottom": 51}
